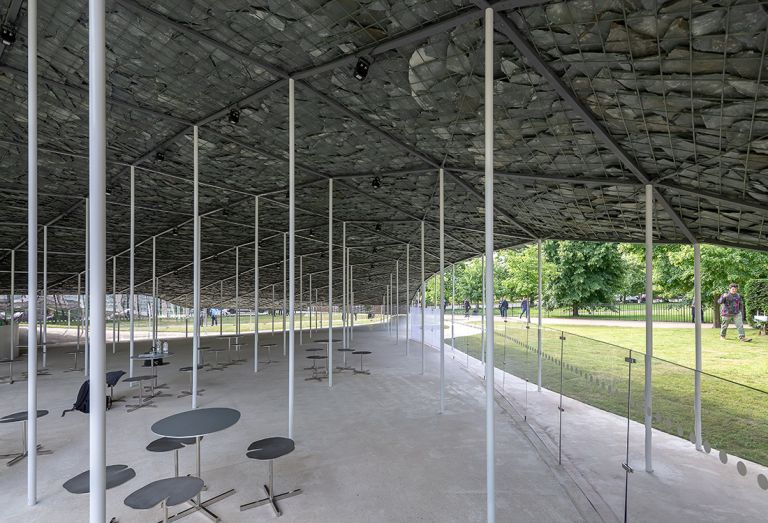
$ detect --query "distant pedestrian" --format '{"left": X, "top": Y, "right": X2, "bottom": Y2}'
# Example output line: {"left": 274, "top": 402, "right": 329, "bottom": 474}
{"left": 210, "top": 308, "right": 218, "bottom": 326}
{"left": 463, "top": 299, "right": 471, "bottom": 318}
{"left": 690, "top": 298, "right": 703, "bottom": 323}
{"left": 499, "top": 298, "right": 509, "bottom": 318}
{"left": 718, "top": 283, "right": 751, "bottom": 342}
{"left": 519, "top": 298, "right": 528, "bottom": 319}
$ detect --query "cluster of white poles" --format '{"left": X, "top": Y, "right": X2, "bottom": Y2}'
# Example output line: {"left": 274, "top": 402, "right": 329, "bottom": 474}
{"left": 15, "top": 5, "right": 708, "bottom": 523}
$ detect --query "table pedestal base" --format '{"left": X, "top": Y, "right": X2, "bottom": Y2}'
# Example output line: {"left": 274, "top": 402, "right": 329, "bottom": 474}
{"left": 164, "top": 488, "right": 235, "bottom": 522}
{"left": 177, "top": 389, "right": 205, "bottom": 399}
{"left": 240, "top": 485, "right": 302, "bottom": 517}
{"left": 2, "top": 444, "right": 53, "bottom": 466}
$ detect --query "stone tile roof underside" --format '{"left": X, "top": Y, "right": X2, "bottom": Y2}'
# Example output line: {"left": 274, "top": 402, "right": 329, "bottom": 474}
{"left": 0, "top": 0, "right": 767, "bottom": 306}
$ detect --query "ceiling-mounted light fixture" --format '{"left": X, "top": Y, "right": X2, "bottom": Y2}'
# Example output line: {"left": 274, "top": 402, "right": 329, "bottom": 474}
{"left": 0, "top": 25, "right": 16, "bottom": 46}
{"left": 155, "top": 151, "right": 165, "bottom": 162}
{"left": 371, "top": 176, "right": 381, "bottom": 190}
{"left": 172, "top": 228, "right": 179, "bottom": 237}
{"left": 353, "top": 57, "right": 370, "bottom": 81}
{"left": 228, "top": 108, "right": 240, "bottom": 124}
{"left": 375, "top": 223, "right": 381, "bottom": 231}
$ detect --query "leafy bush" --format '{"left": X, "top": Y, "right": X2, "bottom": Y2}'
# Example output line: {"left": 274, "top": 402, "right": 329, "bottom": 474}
{"left": 745, "top": 279, "right": 768, "bottom": 319}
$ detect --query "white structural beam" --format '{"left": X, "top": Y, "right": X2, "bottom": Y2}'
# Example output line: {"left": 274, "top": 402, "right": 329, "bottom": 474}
{"left": 420, "top": 221, "right": 425, "bottom": 375}
{"left": 84, "top": 198, "right": 89, "bottom": 376}
{"left": 439, "top": 167, "right": 445, "bottom": 414}
{"left": 9, "top": 250, "right": 14, "bottom": 363}
{"left": 88, "top": 0, "right": 107, "bottom": 518}
{"left": 484, "top": 8, "right": 496, "bottom": 522}
{"left": 111, "top": 256, "right": 116, "bottom": 354}
{"left": 254, "top": 196, "right": 259, "bottom": 373}
{"left": 26, "top": 0, "right": 38, "bottom": 505}
{"left": 42, "top": 225, "right": 47, "bottom": 368}
{"left": 644, "top": 183, "right": 654, "bottom": 472}
{"left": 299, "top": 255, "right": 303, "bottom": 344}
{"left": 328, "top": 179, "right": 333, "bottom": 386}
{"left": 235, "top": 246, "right": 240, "bottom": 335}
{"left": 288, "top": 77, "right": 296, "bottom": 438}
{"left": 694, "top": 242, "right": 702, "bottom": 450}
{"left": 283, "top": 233, "right": 286, "bottom": 356}
{"left": 152, "top": 236, "right": 157, "bottom": 345}
{"left": 537, "top": 239, "right": 543, "bottom": 391}
{"left": 406, "top": 243, "right": 410, "bottom": 355}
{"left": 129, "top": 166, "right": 135, "bottom": 379}
{"left": 192, "top": 125, "right": 201, "bottom": 408}
{"left": 396, "top": 260, "right": 400, "bottom": 343}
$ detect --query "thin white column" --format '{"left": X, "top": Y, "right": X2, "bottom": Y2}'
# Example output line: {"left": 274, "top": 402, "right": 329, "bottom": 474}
{"left": 451, "top": 264, "right": 455, "bottom": 355}
{"left": 644, "top": 183, "right": 654, "bottom": 472}
{"left": 27, "top": 0, "right": 38, "bottom": 504}
{"left": 439, "top": 167, "right": 445, "bottom": 414}
{"left": 537, "top": 239, "right": 542, "bottom": 391}
{"left": 350, "top": 252, "right": 354, "bottom": 341}
{"left": 342, "top": 222, "right": 347, "bottom": 348}
{"left": 85, "top": 198, "right": 89, "bottom": 376}
{"left": 77, "top": 273, "right": 82, "bottom": 354}
{"left": 129, "top": 166, "right": 135, "bottom": 378}
{"left": 288, "top": 77, "right": 296, "bottom": 438}
{"left": 420, "top": 221, "right": 425, "bottom": 375}
{"left": 112, "top": 256, "right": 116, "bottom": 354}
{"left": 299, "top": 255, "right": 303, "bottom": 344}
{"left": 88, "top": 0, "right": 107, "bottom": 516}
{"left": 481, "top": 254, "right": 485, "bottom": 368}
{"left": 694, "top": 241, "right": 702, "bottom": 450}
{"left": 235, "top": 246, "right": 240, "bottom": 336}
{"left": 308, "top": 273, "right": 313, "bottom": 338}
{"left": 192, "top": 125, "right": 201, "bottom": 408}
{"left": 396, "top": 260, "right": 400, "bottom": 343}
{"left": 406, "top": 243, "right": 410, "bottom": 355}
{"left": 389, "top": 273, "right": 393, "bottom": 337}
{"left": 152, "top": 236, "right": 157, "bottom": 346}
{"left": 283, "top": 232, "right": 287, "bottom": 356}
{"left": 484, "top": 8, "right": 496, "bottom": 522}
{"left": 254, "top": 196, "right": 259, "bottom": 373}
{"left": 271, "top": 285, "right": 275, "bottom": 333}
{"left": 328, "top": 180, "right": 333, "bottom": 385}
{"left": 9, "top": 250, "right": 14, "bottom": 361}
{"left": 42, "top": 225, "right": 47, "bottom": 368}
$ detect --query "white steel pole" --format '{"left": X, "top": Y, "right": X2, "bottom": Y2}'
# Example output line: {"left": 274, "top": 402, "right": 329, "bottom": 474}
{"left": 9, "top": 250, "right": 14, "bottom": 362}
{"left": 694, "top": 241, "right": 702, "bottom": 450}
{"left": 299, "top": 255, "right": 303, "bottom": 344}
{"left": 484, "top": 9, "right": 496, "bottom": 522}
{"left": 439, "top": 167, "right": 445, "bottom": 414}
{"left": 272, "top": 285, "right": 275, "bottom": 333}
{"left": 27, "top": 0, "right": 39, "bottom": 504}
{"left": 396, "top": 260, "right": 399, "bottom": 344}
{"left": 88, "top": 0, "right": 107, "bottom": 515}
{"left": 254, "top": 196, "right": 259, "bottom": 373}
{"left": 342, "top": 222, "right": 347, "bottom": 348}
{"left": 77, "top": 273, "right": 82, "bottom": 354}
{"left": 235, "top": 246, "right": 240, "bottom": 336}
{"left": 42, "top": 225, "right": 47, "bottom": 368}
{"left": 84, "top": 198, "right": 89, "bottom": 376}
{"left": 537, "top": 239, "right": 543, "bottom": 391}
{"left": 350, "top": 252, "right": 354, "bottom": 341}
{"left": 406, "top": 243, "right": 410, "bottom": 355}
{"left": 389, "top": 273, "right": 393, "bottom": 337}
{"left": 129, "top": 166, "right": 135, "bottom": 379}
{"left": 644, "top": 183, "right": 654, "bottom": 472}
{"left": 420, "top": 221, "right": 425, "bottom": 375}
{"left": 283, "top": 233, "right": 287, "bottom": 356}
{"left": 112, "top": 256, "right": 116, "bottom": 354}
{"left": 308, "top": 273, "right": 313, "bottom": 338}
{"left": 192, "top": 125, "right": 200, "bottom": 408}
{"left": 328, "top": 179, "right": 334, "bottom": 386}
{"left": 451, "top": 264, "right": 455, "bottom": 356}
{"left": 152, "top": 236, "right": 157, "bottom": 346}
{"left": 288, "top": 77, "right": 296, "bottom": 438}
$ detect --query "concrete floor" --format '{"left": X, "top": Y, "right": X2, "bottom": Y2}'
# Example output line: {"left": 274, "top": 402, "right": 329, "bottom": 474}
{"left": 1, "top": 324, "right": 596, "bottom": 522}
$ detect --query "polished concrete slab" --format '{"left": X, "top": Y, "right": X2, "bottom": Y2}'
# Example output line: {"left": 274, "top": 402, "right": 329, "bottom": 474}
{"left": 0, "top": 324, "right": 596, "bottom": 522}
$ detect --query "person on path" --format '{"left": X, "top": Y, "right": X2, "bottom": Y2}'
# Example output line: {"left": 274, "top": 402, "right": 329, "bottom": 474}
{"left": 499, "top": 298, "right": 509, "bottom": 318}
{"left": 519, "top": 297, "right": 529, "bottom": 319}
{"left": 463, "top": 299, "right": 471, "bottom": 318}
{"left": 718, "top": 283, "right": 751, "bottom": 342}
{"left": 210, "top": 307, "right": 218, "bottom": 326}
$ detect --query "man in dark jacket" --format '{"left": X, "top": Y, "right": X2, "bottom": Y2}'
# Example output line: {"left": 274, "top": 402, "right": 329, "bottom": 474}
{"left": 718, "top": 283, "right": 751, "bottom": 342}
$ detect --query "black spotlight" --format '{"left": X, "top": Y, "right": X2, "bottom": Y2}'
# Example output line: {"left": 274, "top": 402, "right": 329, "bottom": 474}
{"left": 0, "top": 25, "right": 16, "bottom": 46}
{"left": 155, "top": 151, "right": 165, "bottom": 162}
{"left": 375, "top": 223, "right": 381, "bottom": 232}
{"left": 371, "top": 176, "right": 381, "bottom": 190}
{"left": 353, "top": 57, "right": 370, "bottom": 81}
{"left": 228, "top": 108, "right": 240, "bottom": 124}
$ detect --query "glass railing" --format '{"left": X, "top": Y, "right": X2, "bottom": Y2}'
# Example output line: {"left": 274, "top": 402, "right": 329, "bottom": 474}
{"left": 408, "top": 310, "right": 768, "bottom": 521}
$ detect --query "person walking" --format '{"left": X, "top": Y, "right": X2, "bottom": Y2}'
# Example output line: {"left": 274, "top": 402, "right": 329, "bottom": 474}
{"left": 519, "top": 297, "right": 529, "bottom": 319}
{"left": 463, "top": 298, "right": 471, "bottom": 318}
{"left": 210, "top": 307, "right": 218, "bottom": 326}
{"left": 718, "top": 283, "right": 752, "bottom": 342}
{"left": 499, "top": 298, "right": 509, "bottom": 318}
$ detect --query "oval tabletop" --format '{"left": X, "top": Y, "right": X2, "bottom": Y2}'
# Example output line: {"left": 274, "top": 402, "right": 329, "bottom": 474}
{"left": 151, "top": 407, "right": 240, "bottom": 438}
{"left": 124, "top": 476, "right": 204, "bottom": 509}
{"left": 0, "top": 410, "right": 48, "bottom": 423}
{"left": 312, "top": 338, "right": 342, "bottom": 343}
{"left": 63, "top": 464, "right": 136, "bottom": 494}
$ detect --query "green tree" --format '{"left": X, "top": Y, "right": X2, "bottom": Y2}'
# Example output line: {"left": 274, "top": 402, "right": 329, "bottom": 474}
{"left": 544, "top": 241, "right": 625, "bottom": 316}
{"left": 496, "top": 245, "right": 555, "bottom": 302}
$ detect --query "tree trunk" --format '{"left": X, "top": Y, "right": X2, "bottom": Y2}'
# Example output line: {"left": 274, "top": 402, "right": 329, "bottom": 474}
{"left": 713, "top": 296, "right": 721, "bottom": 328}
{"left": 572, "top": 304, "right": 579, "bottom": 317}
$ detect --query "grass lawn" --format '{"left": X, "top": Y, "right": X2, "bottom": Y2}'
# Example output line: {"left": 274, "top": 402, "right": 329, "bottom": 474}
{"left": 452, "top": 320, "right": 768, "bottom": 467}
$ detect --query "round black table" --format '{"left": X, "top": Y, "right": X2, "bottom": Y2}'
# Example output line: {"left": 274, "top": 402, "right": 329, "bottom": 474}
{"left": 131, "top": 352, "right": 173, "bottom": 392}
{"left": 0, "top": 410, "right": 53, "bottom": 466}
{"left": 151, "top": 408, "right": 240, "bottom": 521}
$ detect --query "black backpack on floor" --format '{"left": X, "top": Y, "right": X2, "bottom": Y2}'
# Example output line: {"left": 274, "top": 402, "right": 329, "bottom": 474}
{"left": 61, "top": 380, "right": 112, "bottom": 416}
